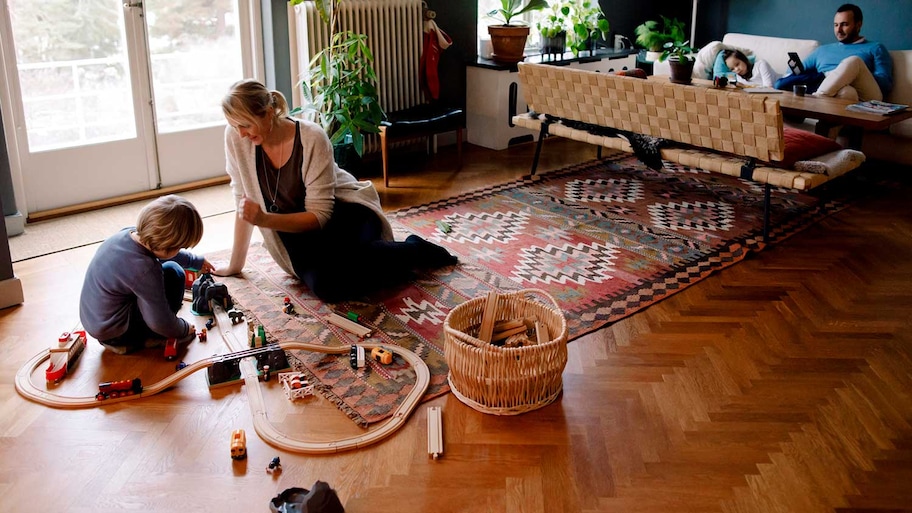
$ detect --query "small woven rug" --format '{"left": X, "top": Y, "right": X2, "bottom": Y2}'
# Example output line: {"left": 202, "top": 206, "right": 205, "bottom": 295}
{"left": 218, "top": 152, "right": 856, "bottom": 426}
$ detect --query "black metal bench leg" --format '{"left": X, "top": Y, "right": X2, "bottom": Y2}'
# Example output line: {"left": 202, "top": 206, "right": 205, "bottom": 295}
{"left": 763, "top": 183, "right": 771, "bottom": 242}
{"left": 597, "top": 146, "right": 602, "bottom": 159}
{"left": 527, "top": 122, "right": 550, "bottom": 180}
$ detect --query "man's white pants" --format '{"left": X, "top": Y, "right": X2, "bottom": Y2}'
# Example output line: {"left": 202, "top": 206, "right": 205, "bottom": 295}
{"left": 815, "top": 55, "right": 883, "bottom": 101}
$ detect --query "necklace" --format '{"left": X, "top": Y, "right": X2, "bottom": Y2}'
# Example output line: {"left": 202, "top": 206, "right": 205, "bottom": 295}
{"left": 261, "top": 128, "right": 292, "bottom": 213}
{"left": 261, "top": 149, "right": 281, "bottom": 213}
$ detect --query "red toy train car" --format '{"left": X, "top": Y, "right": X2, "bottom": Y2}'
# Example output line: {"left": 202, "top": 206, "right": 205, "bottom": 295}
{"left": 46, "top": 330, "right": 87, "bottom": 383}
{"left": 96, "top": 378, "right": 143, "bottom": 401}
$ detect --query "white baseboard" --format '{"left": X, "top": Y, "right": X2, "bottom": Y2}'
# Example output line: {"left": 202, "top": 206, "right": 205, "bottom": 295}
{"left": 0, "top": 276, "right": 24, "bottom": 309}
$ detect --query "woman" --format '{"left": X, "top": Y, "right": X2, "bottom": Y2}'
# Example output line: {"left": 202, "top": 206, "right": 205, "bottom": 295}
{"left": 213, "top": 79, "right": 456, "bottom": 303}
{"left": 715, "top": 49, "right": 780, "bottom": 87}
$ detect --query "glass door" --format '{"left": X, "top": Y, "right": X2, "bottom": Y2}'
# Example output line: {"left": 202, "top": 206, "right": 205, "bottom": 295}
{"left": 144, "top": 0, "right": 253, "bottom": 187}
{"left": 0, "top": 0, "right": 256, "bottom": 214}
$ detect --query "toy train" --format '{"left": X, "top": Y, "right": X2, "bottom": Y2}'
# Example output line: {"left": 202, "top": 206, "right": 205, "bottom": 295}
{"left": 95, "top": 378, "right": 143, "bottom": 401}
{"left": 46, "top": 330, "right": 87, "bottom": 383}
{"left": 230, "top": 429, "right": 247, "bottom": 460}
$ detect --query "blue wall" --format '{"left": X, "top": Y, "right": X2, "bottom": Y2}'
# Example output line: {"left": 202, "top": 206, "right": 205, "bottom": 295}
{"left": 727, "top": 0, "right": 912, "bottom": 50}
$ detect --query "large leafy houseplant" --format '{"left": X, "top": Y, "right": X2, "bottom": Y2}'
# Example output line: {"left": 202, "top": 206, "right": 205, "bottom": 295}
{"left": 634, "top": 15, "right": 686, "bottom": 53}
{"left": 290, "top": 0, "right": 384, "bottom": 157}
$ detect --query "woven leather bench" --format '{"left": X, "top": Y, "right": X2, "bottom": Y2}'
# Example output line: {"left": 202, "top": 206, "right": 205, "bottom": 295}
{"left": 512, "top": 63, "right": 866, "bottom": 238}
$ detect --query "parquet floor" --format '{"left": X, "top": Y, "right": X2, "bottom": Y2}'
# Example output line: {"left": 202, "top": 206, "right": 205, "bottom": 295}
{"left": 2, "top": 139, "right": 910, "bottom": 512}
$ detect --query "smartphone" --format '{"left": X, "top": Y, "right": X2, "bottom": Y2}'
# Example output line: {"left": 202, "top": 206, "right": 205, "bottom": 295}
{"left": 787, "top": 52, "right": 804, "bottom": 75}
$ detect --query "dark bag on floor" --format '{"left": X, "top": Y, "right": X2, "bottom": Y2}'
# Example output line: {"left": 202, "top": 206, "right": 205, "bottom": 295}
{"left": 269, "top": 482, "right": 345, "bottom": 513}
{"left": 775, "top": 71, "right": 826, "bottom": 94}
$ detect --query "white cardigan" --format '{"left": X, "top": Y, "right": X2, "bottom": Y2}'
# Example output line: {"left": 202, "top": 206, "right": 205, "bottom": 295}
{"left": 224, "top": 119, "right": 393, "bottom": 278}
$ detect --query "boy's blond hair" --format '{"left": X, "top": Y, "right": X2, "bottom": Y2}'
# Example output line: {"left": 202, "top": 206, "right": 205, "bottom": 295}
{"left": 136, "top": 195, "right": 204, "bottom": 253}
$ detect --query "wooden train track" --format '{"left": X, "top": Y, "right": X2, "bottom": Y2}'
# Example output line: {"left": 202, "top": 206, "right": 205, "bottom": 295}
{"left": 14, "top": 306, "right": 430, "bottom": 453}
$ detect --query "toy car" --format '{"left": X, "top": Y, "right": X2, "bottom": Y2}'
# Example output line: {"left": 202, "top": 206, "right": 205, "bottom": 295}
{"left": 371, "top": 346, "right": 393, "bottom": 365}
{"left": 230, "top": 429, "right": 247, "bottom": 460}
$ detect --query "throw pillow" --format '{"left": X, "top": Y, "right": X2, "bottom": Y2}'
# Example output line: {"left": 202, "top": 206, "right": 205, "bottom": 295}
{"left": 614, "top": 68, "right": 647, "bottom": 79}
{"left": 779, "top": 127, "right": 843, "bottom": 169}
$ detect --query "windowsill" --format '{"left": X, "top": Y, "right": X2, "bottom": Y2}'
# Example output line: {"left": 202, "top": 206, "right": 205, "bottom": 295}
{"left": 469, "top": 48, "right": 639, "bottom": 71}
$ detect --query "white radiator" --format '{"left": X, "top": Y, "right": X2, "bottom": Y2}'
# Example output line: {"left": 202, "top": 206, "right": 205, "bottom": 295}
{"left": 290, "top": 0, "right": 425, "bottom": 154}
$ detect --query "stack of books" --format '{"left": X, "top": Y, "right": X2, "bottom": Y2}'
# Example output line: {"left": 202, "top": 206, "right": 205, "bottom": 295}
{"left": 846, "top": 100, "right": 909, "bottom": 115}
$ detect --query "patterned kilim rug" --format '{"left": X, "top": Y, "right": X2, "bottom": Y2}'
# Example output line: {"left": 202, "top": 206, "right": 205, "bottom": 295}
{"left": 218, "top": 152, "right": 855, "bottom": 427}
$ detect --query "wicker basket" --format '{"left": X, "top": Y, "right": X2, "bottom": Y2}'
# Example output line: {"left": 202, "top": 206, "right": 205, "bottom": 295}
{"left": 444, "top": 288, "right": 568, "bottom": 415}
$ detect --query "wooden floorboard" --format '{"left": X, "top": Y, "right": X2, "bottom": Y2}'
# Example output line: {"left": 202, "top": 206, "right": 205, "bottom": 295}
{"left": 2, "top": 139, "right": 911, "bottom": 512}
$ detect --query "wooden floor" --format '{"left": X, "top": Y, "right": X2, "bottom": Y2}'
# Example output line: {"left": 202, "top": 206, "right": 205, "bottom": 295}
{"left": 2, "top": 138, "right": 911, "bottom": 513}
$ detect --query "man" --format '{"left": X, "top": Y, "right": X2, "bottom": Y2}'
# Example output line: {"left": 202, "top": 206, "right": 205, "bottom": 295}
{"left": 804, "top": 3, "right": 892, "bottom": 101}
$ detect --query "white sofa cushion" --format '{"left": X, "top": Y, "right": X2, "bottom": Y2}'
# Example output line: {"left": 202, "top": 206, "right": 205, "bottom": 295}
{"left": 722, "top": 33, "right": 819, "bottom": 76}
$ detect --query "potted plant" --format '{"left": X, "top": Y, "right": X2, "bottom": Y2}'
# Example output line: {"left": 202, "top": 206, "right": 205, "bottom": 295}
{"left": 634, "top": 15, "right": 686, "bottom": 62}
{"left": 537, "top": 3, "right": 569, "bottom": 57}
{"left": 658, "top": 40, "right": 697, "bottom": 84}
{"left": 291, "top": 0, "right": 384, "bottom": 162}
{"left": 486, "top": 0, "right": 550, "bottom": 64}
{"left": 566, "top": 0, "right": 609, "bottom": 57}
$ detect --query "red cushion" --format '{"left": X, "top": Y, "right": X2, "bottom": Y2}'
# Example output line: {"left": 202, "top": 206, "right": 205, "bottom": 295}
{"left": 614, "top": 68, "right": 647, "bottom": 79}
{"left": 779, "top": 127, "right": 843, "bottom": 168}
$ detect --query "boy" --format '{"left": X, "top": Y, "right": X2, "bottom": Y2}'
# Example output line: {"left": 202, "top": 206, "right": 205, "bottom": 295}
{"left": 79, "top": 195, "right": 214, "bottom": 354}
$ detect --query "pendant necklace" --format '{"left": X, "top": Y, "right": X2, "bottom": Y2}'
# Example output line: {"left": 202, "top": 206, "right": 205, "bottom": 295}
{"left": 262, "top": 132, "right": 289, "bottom": 213}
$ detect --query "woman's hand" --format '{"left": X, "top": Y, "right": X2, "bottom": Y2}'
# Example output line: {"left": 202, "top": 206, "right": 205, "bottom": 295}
{"left": 237, "top": 195, "right": 264, "bottom": 226}
{"left": 211, "top": 264, "right": 240, "bottom": 277}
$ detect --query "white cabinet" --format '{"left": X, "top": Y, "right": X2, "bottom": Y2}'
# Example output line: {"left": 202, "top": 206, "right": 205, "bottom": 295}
{"left": 466, "top": 52, "right": 637, "bottom": 150}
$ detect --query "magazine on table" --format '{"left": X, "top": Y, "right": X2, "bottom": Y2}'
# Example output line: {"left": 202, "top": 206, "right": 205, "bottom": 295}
{"left": 846, "top": 100, "right": 909, "bottom": 115}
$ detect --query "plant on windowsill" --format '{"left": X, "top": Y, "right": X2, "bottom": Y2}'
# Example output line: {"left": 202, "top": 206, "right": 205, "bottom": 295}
{"left": 289, "top": 0, "right": 384, "bottom": 164}
{"left": 658, "top": 40, "right": 697, "bottom": 85}
{"left": 486, "top": 0, "right": 550, "bottom": 64}
{"left": 634, "top": 15, "right": 686, "bottom": 62}
{"left": 537, "top": 3, "right": 569, "bottom": 57}
{"left": 566, "top": 0, "right": 609, "bottom": 57}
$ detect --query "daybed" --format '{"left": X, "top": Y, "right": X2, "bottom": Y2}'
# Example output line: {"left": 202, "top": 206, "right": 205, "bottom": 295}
{"left": 654, "top": 33, "right": 912, "bottom": 166}
{"left": 512, "top": 62, "right": 866, "bottom": 238}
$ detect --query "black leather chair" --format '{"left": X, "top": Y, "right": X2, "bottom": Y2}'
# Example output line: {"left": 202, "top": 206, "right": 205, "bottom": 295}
{"left": 378, "top": 103, "right": 465, "bottom": 187}
{"left": 378, "top": 28, "right": 467, "bottom": 187}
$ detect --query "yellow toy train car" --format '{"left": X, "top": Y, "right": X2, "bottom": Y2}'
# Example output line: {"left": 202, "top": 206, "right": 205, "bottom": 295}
{"left": 230, "top": 429, "right": 247, "bottom": 460}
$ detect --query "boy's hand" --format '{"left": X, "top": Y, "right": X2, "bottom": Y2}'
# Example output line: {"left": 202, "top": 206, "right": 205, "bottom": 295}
{"left": 198, "top": 259, "right": 215, "bottom": 274}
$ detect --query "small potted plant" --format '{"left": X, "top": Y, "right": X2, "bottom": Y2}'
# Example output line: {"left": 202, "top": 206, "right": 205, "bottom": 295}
{"left": 486, "top": 0, "right": 550, "bottom": 63}
{"left": 658, "top": 40, "right": 697, "bottom": 84}
{"left": 634, "top": 15, "right": 686, "bottom": 62}
{"left": 566, "top": 0, "right": 609, "bottom": 57}
{"left": 537, "top": 3, "right": 569, "bottom": 57}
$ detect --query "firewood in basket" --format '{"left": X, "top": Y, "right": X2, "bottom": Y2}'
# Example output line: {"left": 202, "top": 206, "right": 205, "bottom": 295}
{"left": 493, "top": 318, "right": 526, "bottom": 333}
{"left": 502, "top": 333, "right": 530, "bottom": 348}
{"left": 535, "top": 320, "right": 549, "bottom": 344}
{"left": 478, "top": 291, "right": 499, "bottom": 343}
{"left": 491, "top": 324, "right": 528, "bottom": 342}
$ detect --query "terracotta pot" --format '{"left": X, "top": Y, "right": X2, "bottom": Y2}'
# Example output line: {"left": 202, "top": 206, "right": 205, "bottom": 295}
{"left": 488, "top": 25, "right": 530, "bottom": 64}
{"left": 668, "top": 59, "right": 695, "bottom": 85}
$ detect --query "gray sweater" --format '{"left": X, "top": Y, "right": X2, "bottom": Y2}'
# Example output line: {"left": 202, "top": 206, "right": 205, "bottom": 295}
{"left": 79, "top": 228, "right": 203, "bottom": 341}
{"left": 223, "top": 118, "right": 392, "bottom": 277}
